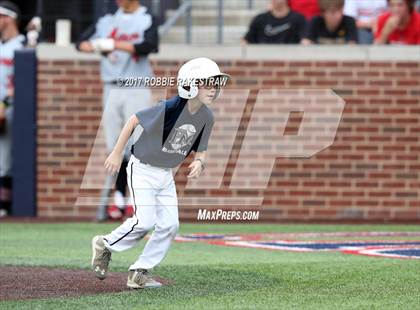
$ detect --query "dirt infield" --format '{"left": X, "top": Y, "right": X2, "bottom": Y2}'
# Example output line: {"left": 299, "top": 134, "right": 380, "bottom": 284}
{"left": 0, "top": 266, "right": 173, "bottom": 301}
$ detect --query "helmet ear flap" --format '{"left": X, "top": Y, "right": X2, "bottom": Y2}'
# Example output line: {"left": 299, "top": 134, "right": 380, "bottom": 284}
{"left": 178, "top": 79, "right": 198, "bottom": 99}
{"left": 189, "top": 83, "right": 198, "bottom": 98}
{"left": 214, "top": 87, "right": 222, "bottom": 100}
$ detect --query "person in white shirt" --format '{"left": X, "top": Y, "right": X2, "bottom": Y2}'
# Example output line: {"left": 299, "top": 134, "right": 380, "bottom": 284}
{"left": 0, "top": 1, "right": 25, "bottom": 217}
{"left": 344, "top": 0, "right": 388, "bottom": 44}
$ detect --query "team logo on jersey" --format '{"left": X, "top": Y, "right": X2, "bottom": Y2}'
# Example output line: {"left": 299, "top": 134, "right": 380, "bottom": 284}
{"left": 109, "top": 28, "right": 140, "bottom": 42}
{"left": 162, "top": 124, "right": 196, "bottom": 155}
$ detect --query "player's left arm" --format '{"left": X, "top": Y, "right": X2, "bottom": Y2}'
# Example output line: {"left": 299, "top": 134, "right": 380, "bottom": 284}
{"left": 188, "top": 118, "right": 214, "bottom": 178}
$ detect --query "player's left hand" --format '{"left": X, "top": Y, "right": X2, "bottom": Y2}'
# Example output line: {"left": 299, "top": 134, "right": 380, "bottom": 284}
{"left": 187, "top": 160, "right": 203, "bottom": 179}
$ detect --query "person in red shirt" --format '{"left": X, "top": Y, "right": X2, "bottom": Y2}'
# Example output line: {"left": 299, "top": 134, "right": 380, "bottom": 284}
{"left": 375, "top": 0, "right": 420, "bottom": 44}
{"left": 288, "top": 0, "right": 320, "bottom": 20}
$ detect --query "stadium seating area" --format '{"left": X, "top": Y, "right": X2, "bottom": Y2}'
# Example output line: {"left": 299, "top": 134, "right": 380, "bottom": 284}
{"left": 162, "top": 0, "right": 420, "bottom": 45}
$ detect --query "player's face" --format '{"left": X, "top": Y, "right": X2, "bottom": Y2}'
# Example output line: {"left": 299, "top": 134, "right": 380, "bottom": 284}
{"left": 389, "top": 0, "right": 410, "bottom": 18}
{"left": 195, "top": 76, "right": 228, "bottom": 105}
{"left": 0, "top": 15, "right": 8, "bottom": 32}
{"left": 116, "top": 0, "right": 133, "bottom": 8}
{"left": 323, "top": 8, "right": 344, "bottom": 29}
{"left": 196, "top": 85, "right": 217, "bottom": 105}
{"left": 271, "top": 0, "right": 287, "bottom": 10}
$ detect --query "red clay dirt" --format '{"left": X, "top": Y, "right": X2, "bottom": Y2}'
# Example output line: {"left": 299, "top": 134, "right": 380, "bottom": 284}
{"left": 0, "top": 266, "right": 173, "bottom": 301}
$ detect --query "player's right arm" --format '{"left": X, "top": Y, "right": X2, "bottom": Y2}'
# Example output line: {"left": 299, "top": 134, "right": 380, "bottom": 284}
{"left": 76, "top": 24, "right": 97, "bottom": 53}
{"left": 104, "top": 115, "right": 140, "bottom": 175}
{"left": 105, "top": 101, "right": 164, "bottom": 174}
{"left": 76, "top": 15, "right": 113, "bottom": 53}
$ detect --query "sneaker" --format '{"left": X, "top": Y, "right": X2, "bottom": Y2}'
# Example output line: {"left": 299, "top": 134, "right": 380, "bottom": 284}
{"left": 91, "top": 235, "right": 112, "bottom": 280}
{"left": 127, "top": 269, "right": 162, "bottom": 289}
{"left": 0, "top": 209, "right": 8, "bottom": 218}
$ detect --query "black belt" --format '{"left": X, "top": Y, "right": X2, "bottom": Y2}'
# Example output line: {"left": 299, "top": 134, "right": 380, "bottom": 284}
{"left": 131, "top": 155, "right": 171, "bottom": 171}
{"left": 131, "top": 146, "right": 150, "bottom": 165}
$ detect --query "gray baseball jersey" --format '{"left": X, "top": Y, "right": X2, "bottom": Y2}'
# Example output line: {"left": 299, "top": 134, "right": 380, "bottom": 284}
{"left": 132, "top": 95, "right": 215, "bottom": 168}
{"left": 0, "top": 34, "right": 25, "bottom": 100}
{"left": 0, "top": 34, "right": 25, "bottom": 177}
{"left": 84, "top": 6, "right": 157, "bottom": 82}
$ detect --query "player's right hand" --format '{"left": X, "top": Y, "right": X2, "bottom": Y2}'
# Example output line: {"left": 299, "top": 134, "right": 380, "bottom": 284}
{"left": 104, "top": 151, "right": 122, "bottom": 175}
{"left": 91, "top": 38, "right": 115, "bottom": 53}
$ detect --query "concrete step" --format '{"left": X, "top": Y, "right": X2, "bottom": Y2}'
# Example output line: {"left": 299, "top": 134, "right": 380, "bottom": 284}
{"left": 160, "top": 25, "right": 247, "bottom": 45}
{"left": 166, "top": 9, "right": 263, "bottom": 26}
{"left": 188, "top": 0, "right": 268, "bottom": 10}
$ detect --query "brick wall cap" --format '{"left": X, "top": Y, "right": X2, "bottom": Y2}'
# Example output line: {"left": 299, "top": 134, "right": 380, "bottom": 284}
{"left": 37, "top": 43, "right": 420, "bottom": 61}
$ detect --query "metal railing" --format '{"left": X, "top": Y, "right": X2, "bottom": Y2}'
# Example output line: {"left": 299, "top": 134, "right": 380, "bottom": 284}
{"left": 217, "top": 0, "right": 223, "bottom": 44}
{"left": 158, "top": 0, "right": 192, "bottom": 44}
{"left": 216, "top": 0, "right": 255, "bottom": 44}
{"left": 158, "top": 0, "right": 255, "bottom": 45}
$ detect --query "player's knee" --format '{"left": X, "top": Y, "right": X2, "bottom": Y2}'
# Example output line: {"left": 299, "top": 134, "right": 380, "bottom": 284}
{"left": 167, "top": 221, "right": 179, "bottom": 236}
{"left": 129, "top": 217, "right": 155, "bottom": 232}
{"left": 138, "top": 222, "right": 155, "bottom": 232}
{"left": 155, "top": 221, "right": 178, "bottom": 237}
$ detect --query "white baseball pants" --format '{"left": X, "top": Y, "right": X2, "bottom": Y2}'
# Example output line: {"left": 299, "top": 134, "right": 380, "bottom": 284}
{"left": 0, "top": 106, "right": 13, "bottom": 177}
{"left": 103, "top": 155, "right": 179, "bottom": 270}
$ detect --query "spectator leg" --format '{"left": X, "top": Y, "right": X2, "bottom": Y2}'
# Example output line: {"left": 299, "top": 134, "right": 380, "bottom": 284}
{"left": 358, "top": 29, "right": 373, "bottom": 45}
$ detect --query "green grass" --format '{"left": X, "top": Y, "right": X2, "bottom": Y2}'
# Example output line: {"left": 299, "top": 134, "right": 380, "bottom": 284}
{"left": 0, "top": 223, "right": 419, "bottom": 309}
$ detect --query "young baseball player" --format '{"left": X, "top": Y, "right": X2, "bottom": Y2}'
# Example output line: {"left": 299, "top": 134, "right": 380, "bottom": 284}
{"left": 0, "top": 1, "right": 25, "bottom": 217}
{"left": 91, "top": 57, "right": 229, "bottom": 289}
{"left": 77, "top": 0, "right": 159, "bottom": 220}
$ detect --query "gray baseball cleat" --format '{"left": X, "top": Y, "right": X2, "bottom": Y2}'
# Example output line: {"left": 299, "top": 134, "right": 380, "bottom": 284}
{"left": 91, "top": 235, "right": 112, "bottom": 280}
{"left": 127, "top": 269, "right": 163, "bottom": 289}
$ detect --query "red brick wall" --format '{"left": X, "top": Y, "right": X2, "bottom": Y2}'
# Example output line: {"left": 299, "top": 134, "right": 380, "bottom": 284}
{"left": 37, "top": 59, "right": 420, "bottom": 222}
